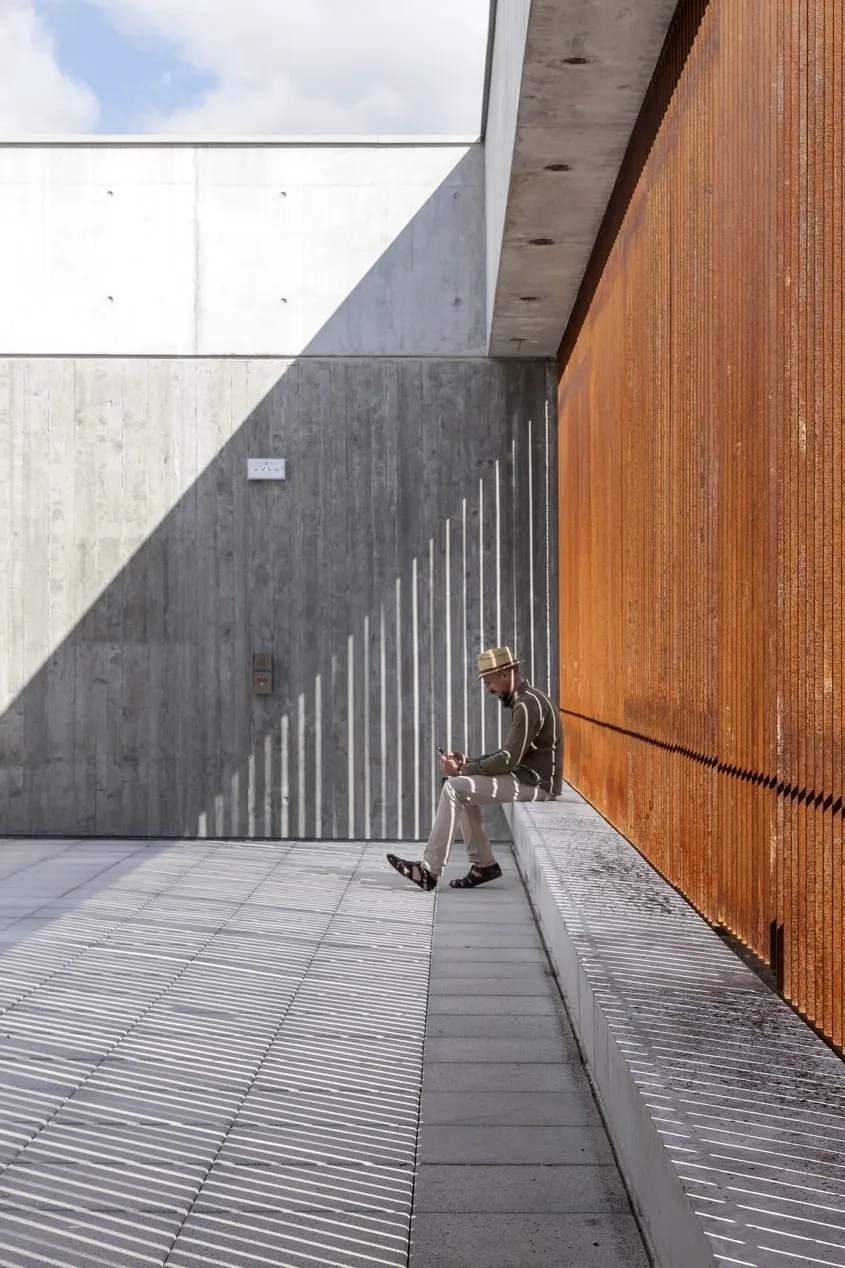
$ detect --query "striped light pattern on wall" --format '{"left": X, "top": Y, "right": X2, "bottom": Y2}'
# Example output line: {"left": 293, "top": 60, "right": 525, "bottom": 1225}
{"left": 0, "top": 357, "right": 557, "bottom": 845}
{"left": 557, "top": 0, "right": 844, "bottom": 1052}
{"left": 275, "top": 406, "right": 558, "bottom": 844}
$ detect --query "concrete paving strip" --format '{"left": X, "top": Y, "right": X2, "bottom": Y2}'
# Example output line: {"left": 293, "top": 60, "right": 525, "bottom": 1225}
{"left": 410, "top": 844, "right": 650, "bottom": 1268}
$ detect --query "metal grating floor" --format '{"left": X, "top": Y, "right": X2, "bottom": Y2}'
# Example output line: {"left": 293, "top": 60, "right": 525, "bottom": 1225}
{"left": 0, "top": 839, "right": 434, "bottom": 1268}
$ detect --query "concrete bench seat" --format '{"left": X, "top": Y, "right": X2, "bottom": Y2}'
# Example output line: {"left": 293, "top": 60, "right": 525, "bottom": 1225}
{"left": 508, "top": 789, "right": 845, "bottom": 1268}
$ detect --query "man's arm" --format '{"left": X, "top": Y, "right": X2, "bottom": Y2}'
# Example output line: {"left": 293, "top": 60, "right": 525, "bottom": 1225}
{"left": 461, "top": 698, "right": 536, "bottom": 777}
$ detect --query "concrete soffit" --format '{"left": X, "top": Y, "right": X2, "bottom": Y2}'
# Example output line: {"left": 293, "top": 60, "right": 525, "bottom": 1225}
{"left": 485, "top": 0, "right": 680, "bottom": 358}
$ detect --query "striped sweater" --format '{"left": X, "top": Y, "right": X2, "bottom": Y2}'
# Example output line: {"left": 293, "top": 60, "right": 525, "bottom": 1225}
{"left": 462, "top": 681, "right": 563, "bottom": 796}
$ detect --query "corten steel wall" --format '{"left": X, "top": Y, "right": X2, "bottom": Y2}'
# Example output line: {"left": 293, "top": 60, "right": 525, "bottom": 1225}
{"left": 558, "top": 0, "right": 844, "bottom": 1051}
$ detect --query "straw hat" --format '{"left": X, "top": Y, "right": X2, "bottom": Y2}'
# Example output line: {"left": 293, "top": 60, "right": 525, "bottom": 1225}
{"left": 477, "top": 646, "right": 519, "bottom": 678}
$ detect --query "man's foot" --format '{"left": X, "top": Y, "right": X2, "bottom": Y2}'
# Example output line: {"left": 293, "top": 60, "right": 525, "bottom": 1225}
{"left": 449, "top": 862, "right": 503, "bottom": 889}
{"left": 387, "top": 854, "right": 438, "bottom": 891}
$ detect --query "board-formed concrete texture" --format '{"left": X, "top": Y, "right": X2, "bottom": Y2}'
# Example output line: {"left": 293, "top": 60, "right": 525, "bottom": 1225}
{"left": 0, "top": 132, "right": 559, "bottom": 840}
{"left": 509, "top": 795, "right": 845, "bottom": 1268}
{"left": 486, "top": 0, "right": 680, "bottom": 355}
{"left": 0, "top": 837, "right": 644, "bottom": 1268}
{"left": 0, "top": 140, "right": 484, "bottom": 357}
{"left": 0, "top": 355, "right": 556, "bottom": 839}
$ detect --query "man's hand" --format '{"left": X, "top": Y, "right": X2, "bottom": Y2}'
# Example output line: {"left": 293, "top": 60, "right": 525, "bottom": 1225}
{"left": 440, "top": 751, "right": 466, "bottom": 776}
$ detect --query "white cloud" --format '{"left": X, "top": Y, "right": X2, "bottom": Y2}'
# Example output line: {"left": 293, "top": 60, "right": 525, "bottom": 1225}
{"left": 0, "top": 0, "right": 98, "bottom": 135}
{"left": 84, "top": 0, "right": 489, "bottom": 134}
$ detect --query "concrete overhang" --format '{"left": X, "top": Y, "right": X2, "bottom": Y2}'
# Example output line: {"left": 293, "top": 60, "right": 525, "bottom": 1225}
{"left": 486, "top": 0, "right": 679, "bottom": 358}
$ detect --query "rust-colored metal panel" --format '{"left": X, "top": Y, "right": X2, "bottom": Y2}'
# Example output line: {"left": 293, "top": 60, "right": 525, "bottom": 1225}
{"left": 557, "top": 0, "right": 845, "bottom": 1052}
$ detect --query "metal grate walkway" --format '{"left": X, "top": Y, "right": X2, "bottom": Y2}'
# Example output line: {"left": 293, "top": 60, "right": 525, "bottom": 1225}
{"left": 0, "top": 839, "right": 430, "bottom": 1268}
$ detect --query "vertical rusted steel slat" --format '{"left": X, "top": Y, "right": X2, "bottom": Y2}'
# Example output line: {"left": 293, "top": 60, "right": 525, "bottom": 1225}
{"left": 557, "top": 0, "right": 845, "bottom": 1053}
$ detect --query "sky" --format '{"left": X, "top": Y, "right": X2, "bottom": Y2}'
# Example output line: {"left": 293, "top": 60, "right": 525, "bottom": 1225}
{"left": 0, "top": 0, "right": 490, "bottom": 136}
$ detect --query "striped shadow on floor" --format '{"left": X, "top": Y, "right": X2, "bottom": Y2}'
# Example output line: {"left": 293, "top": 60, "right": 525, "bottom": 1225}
{"left": 0, "top": 838, "right": 435, "bottom": 1268}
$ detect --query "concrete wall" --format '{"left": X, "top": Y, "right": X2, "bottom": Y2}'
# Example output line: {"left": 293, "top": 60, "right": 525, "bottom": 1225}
{"left": 0, "top": 141, "right": 485, "bottom": 357}
{"left": 484, "top": 0, "right": 530, "bottom": 342}
{"left": 0, "top": 139, "right": 558, "bottom": 839}
{"left": 0, "top": 356, "right": 556, "bottom": 839}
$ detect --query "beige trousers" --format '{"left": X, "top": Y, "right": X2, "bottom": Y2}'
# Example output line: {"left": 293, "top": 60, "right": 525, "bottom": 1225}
{"left": 422, "top": 773, "right": 549, "bottom": 877}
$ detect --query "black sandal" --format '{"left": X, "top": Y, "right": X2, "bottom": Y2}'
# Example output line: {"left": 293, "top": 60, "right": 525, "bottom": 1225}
{"left": 449, "top": 862, "right": 503, "bottom": 888}
{"left": 387, "top": 854, "right": 438, "bottom": 891}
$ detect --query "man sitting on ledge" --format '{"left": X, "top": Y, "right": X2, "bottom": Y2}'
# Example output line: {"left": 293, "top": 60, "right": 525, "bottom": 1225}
{"left": 387, "top": 646, "right": 563, "bottom": 891}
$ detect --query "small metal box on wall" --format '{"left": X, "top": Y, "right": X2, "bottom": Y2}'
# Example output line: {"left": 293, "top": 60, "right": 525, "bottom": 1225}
{"left": 252, "top": 653, "right": 274, "bottom": 696}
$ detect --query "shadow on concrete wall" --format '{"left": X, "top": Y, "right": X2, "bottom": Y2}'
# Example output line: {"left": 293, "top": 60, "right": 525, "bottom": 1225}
{"left": 1, "top": 151, "right": 557, "bottom": 842}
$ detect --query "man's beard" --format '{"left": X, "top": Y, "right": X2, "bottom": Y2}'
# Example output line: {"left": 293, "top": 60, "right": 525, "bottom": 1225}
{"left": 498, "top": 691, "right": 514, "bottom": 709}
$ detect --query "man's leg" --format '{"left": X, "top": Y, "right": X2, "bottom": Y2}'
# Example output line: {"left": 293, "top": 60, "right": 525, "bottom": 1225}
{"left": 420, "top": 778, "right": 466, "bottom": 878}
{"left": 434, "top": 774, "right": 550, "bottom": 885}
{"left": 385, "top": 778, "right": 460, "bottom": 890}
{"left": 423, "top": 774, "right": 545, "bottom": 877}
{"left": 454, "top": 801, "right": 497, "bottom": 870}
{"left": 387, "top": 774, "right": 548, "bottom": 890}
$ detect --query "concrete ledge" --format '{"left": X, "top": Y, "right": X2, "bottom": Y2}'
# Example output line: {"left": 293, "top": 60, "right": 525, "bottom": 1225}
{"left": 508, "top": 791, "right": 845, "bottom": 1268}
